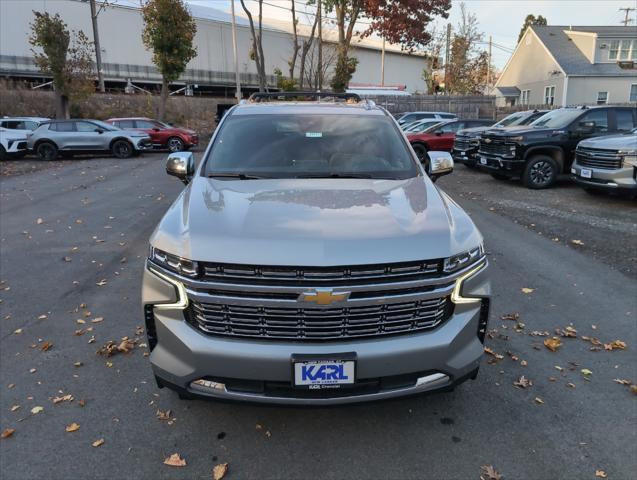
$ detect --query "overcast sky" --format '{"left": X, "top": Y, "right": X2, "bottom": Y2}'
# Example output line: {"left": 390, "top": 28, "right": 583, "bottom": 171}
{"left": 189, "top": 0, "right": 636, "bottom": 68}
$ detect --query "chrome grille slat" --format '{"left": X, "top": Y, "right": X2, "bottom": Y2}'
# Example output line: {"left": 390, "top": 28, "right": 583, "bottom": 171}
{"left": 576, "top": 148, "right": 622, "bottom": 170}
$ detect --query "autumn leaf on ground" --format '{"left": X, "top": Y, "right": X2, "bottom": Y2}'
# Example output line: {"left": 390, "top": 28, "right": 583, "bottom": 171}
{"left": 480, "top": 465, "right": 502, "bottom": 480}
{"left": 1, "top": 428, "right": 15, "bottom": 439}
{"left": 10, "top": 405, "right": 20, "bottom": 412}
{"left": 514, "top": 375, "right": 532, "bottom": 389}
{"left": 571, "top": 239, "right": 585, "bottom": 246}
{"left": 40, "top": 341, "right": 53, "bottom": 352}
{"left": 31, "top": 406, "right": 44, "bottom": 415}
{"left": 156, "top": 409, "right": 172, "bottom": 421}
{"left": 521, "top": 288, "right": 534, "bottom": 294}
{"left": 604, "top": 340, "right": 627, "bottom": 351}
{"left": 92, "top": 438, "right": 105, "bottom": 448}
{"left": 613, "top": 379, "right": 631, "bottom": 385}
{"left": 595, "top": 470, "right": 607, "bottom": 478}
{"left": 501, "top": 313, "right": 519, "bottom": 321}
{"left": 36, "top": 218, "right": 43, "bottom": 224}
{"left": 96, "top": 280, "right": 107, "bottom": 286}
{"left": 213, "top": 463, "right": 229, "bottom": 480}
{"left": 534, "top": 397, "right": 544, "bottom": 404}
{"left": 65, "top": 422, "right": 80, "bottom": 433}
{"left": 581, "top": 369, "right": 593, "bottom": 377}
{"left": 544, "top": 337, "right": 562, "bottom": 352}
{"left": 483, "top": 346, "right": 504, "bottom": 360}
{"left": 164, "top": 453, "right": 186, "bottom": 467}
{"left": 53, "top": 394, "right": 73, "bottom": 404}
{"left": 556, "top": 326, "right": 577, "bottom": 338}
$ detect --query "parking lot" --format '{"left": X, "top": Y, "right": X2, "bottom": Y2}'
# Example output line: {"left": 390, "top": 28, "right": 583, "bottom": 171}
{"left": 1, "top": 152, "right": 636, "bottom": 480}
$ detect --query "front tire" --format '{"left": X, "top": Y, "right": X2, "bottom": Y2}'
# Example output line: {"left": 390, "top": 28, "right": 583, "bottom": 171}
{"left": 36, "top": 142, "right": 58, "bottom": 161}
{"left": 112, "top": 140, "right": 133, "bottom": 159}
{"left": 167, "top": 137, "right": 185, "bottom": 153}
{"left": 522, "top": 155, "right": 558, "bottom": 189}
{"left": 411, "top": 143, "right": 430, "bottom": 172}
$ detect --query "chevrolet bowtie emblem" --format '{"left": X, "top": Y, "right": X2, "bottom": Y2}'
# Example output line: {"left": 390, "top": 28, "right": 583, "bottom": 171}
{"left": 299, "top": 288, "right": 351, "bottom": 305}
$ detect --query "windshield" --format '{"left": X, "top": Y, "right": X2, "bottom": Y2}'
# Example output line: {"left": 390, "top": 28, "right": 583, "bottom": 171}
{"left": 495, "top": 112, "right": 526, "bottom": 127}
{"left": 421, "top": 121, "right": 450, "bottom": 134}
{"left": 204, "top": 114, "right": 419, "bottom": 179}
{"left": 406, "top": 121, "right": 441, "bottom": 133}
{"left": 530, "top": 109, "right": 582, "bottom": 128}
{"left": 92, "top": 120, "right": 119, "bottom": 131}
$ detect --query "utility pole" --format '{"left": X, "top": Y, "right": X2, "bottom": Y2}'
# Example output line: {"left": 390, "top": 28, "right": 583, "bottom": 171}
{"left": 317, "top": 0, "right": 323, "bottom": 90}
{"left": 486, "top": 35, "right": 492, "bottom": 92}
{"left": 381, "top": 37, "right": 386, "bottom": 87}
{"left": 444, "top": 23, "right": 451, "bottom": 93}
{"left": 89, "top": 0, "right": 105, "bottom": 93}
{"left": 619, "top": 7, "right": 635, "bottom": 25}
{"left": 230, "top": 0, "right": 242, "bottom": 101}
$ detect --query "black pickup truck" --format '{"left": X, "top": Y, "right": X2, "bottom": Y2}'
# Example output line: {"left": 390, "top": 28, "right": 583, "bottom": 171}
{"left": 476, "top": 106, "right": 637, "bottom": 188}
{"left": 452, "top": 109, "right": 547, "bottom": 168}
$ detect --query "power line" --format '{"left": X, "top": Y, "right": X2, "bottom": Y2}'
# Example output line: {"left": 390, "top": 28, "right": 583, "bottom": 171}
{"left": 619, "top": 7, "right": 635, "bottom": 25}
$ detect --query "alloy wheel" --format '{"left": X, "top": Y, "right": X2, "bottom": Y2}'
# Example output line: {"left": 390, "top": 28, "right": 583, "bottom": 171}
{"left": 168, "top": 138, "right": 184, "bottom": 152}
{"left": 529, "top": 161, "right": 553, "bottom": 187}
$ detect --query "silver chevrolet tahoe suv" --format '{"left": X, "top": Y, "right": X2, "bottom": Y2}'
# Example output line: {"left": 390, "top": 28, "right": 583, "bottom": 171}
{"left": 143, "top": 92, "right": 490, "bottom": 405}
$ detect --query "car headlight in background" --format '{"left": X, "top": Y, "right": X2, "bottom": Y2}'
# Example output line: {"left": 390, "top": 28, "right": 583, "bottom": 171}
{"left": 443, "top": 244, "right": 485, "bottom": 274}
{"left": 149, "top": 247, "right": 199, "bottom": 277}
{"left": 619, "top": 150, "right": 637, "bottom": 168}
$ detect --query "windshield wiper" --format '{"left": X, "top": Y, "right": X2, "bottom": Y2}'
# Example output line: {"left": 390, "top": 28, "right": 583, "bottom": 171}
{"left": 207, "top": 173, "right": 267, "bottom": 180}
{"left": 294, "top": 173, "right": 374, "bottom": 179}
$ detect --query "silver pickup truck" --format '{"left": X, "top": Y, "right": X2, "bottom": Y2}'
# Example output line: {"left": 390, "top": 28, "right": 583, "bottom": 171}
{"left": 142, "top": 93, "right": 491, "bottom": 405}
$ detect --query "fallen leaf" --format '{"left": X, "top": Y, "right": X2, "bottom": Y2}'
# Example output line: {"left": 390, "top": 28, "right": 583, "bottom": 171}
{"left": 74, "top": 362, "right": 83, "bottom": 367}
{"left": 581, "top": 368, "right": 593, "bottom": 376}
{"left": 40, "top": 341, "right": 53, "bottom": 352}
{"left": 534, "top": 397, "right": 544, "bottom": 404}
{"left": 567, "top": 382, "right": 576, "bottom": 388}
{"left": 571, "top": 239, "right": 584, "bottom": 246}
{"left": 31, "top": 406, "right": 44, "bottom": 415}
{"left": 613, "top": 378, "right": 631, "bottom": 385}
{"left": 96, "top": 280, "right": 107, "bottom": 286}
{"left": 53, "top": 394, "right": 73, "bottom": 404}
{"left": 92, "top": 438, "right": 105, "bottom": 448}
{"left": 10, "top": 405, "right": 20, "bottom": 412}
{"left": 213, "top": 463, "right": 229, "bottom": 480}
{"left": 501, "top": 313, "right": 519, "bottom": 321}
{"left": 13, "top": 329, "right": 22, "bottom": 335}
{"left": 631, "top": 385, "right": 637, "bottom": 395}
{"left": 65, "top": 422, "right": 80, "bottom": 433}
{"left": 595, "top": 470, "right": 607, "bottom": 478}
{"left": 544, "top": 337, "right": 562, "bottom": 352}
{"left": 37, "top": 314, "right": 47, "bottom": 320}
{"left": 480, "top": 465, "right": 502, "bottom": 480}
{"left": 29, "top": 368, "right": 37, "bottom": 374}
{"left": 164, "top": 453, "right": 186, "bottom": 467}
{"left": 91, "top": 317, "right": 104, "bottom": 324}
{"left": 604, "top": 340, "right": 627, "bottom": 351}
{"left": 514, "top": 375, "right": 532, "bottom": 389}
{"left": 521, "top": 288, "right": 534, "bottom": 294}
{"left": 1, "top": 428, "right": 15, "bottom": 439}
{"left": 36, "top": 218, "right": 43, "bottom": 224}
{"left": 156, "top": 409, "right": 172, "bottom": 421}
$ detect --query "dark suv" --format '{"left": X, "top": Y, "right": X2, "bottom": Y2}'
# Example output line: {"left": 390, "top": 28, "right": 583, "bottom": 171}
{"left": 476, "top": 106, "right": 637, "bottom": 188}
{"left": 453, "top": 110, "right": 547, "bottom": 168}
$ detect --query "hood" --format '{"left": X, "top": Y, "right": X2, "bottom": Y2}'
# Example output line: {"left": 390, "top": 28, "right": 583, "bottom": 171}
{"left": 578, "top": 133, "right": 637, "bottom": 150}
{"left": 457, "top": 126, "right": 491, "bottom": 137}
{"left": 482, "top": 125, "right": 558, "bottom": 138}
{"left": 150, "top": 176, "right": 482, "bottom": 266}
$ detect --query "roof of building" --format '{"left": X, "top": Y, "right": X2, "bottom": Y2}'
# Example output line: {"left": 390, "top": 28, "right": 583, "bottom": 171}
{"left": 496, "top": 86, "right": 521, "bottom": 97}
{"left": 531, "top": 25, "right": 637, "bottom": 77}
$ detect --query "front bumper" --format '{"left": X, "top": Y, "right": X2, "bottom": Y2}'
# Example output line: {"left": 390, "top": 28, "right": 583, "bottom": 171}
{"left": 475, "top": 153, "right": 524, "bottom": 176}
{"left": 142, "top": 260, "right": 491, "bottom": 405}
{"left": 134, "top": 137, "right": 153, "bottom": 150}
{"left": 452, "top": 148, "right": 478, "bottom": 165}
{"left": 4, "top": 139, "right": 27, "bottom": 153}
{"left": 571, "top": 163, "right": 637, "bottom": 191}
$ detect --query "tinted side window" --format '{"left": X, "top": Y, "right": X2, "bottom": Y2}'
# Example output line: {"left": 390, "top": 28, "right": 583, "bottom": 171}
{"left": 118, "top": 120, "right": 135, "bottom": 129}
{"left": 135, "top": 120, "right": 156, "bottom": 129}
{"left": 3, "top": 121, "right": 25, "bottom": 129}
{"left": 438, "top": 122, "right": 461, "bottom": 133}
{"left": 579, "top": 110, "right": 608, "bottom": 133}
{"left": 24, "top": 121, "right": 39, "bottom": 130}
{"left": 76, "top": 122, "right": 97, "bottom": 132}
{"left": 615, "top": 109, "right": 635, "bottom": 132}
{"left": 54, "top": 122, "right": 75, "bottom": 132}
{"left": 439, "top": 114, "right": 457, "bottom": 119}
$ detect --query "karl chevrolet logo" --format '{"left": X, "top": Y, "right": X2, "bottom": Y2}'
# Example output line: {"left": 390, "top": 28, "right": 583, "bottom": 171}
{"left": 299, "top": 288, "right": 351, "bottom": 305}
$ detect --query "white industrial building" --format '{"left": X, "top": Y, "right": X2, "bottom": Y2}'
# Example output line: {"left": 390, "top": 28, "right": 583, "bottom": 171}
{"left": 0, "top": 0, "right": 431, "bottom": 95}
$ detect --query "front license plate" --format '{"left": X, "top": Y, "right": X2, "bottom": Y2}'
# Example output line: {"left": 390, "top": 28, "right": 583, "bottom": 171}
{"left": 293, "top": 357, "right": 355, "bottom": 388}
{"left": 480, "top": 157, "right": 487, "bottom": 165}
{"left": 580, "top": 168, "right": 592, "bottom": 179}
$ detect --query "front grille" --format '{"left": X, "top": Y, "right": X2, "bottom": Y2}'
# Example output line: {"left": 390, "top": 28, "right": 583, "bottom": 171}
{"left": 17, "top": 141, "right": 27, "bottom": 150}
{"left": 188, "top": 296, "right": 453, "bottom": 341}
{"left": 201, "top": 260, "right": 442, "bottom": 286}
{"left": 576, "top": 147, "right": 622, "bottom": 170}
{"left": 478, "top": 138, "right": 512, "bottom": 157}
{"left": 454, "top": 135, "right": 478, "bottom": 152}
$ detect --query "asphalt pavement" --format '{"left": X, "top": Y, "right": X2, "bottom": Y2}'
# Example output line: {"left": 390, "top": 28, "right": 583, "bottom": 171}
{"left": 1, "top": 153, "right": 636, "bottom": 480}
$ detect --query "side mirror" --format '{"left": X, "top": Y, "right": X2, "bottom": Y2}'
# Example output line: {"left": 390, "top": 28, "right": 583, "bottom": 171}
{"left": 428, "top": 151, "right": 454, "bottom": 182}
{"left": 95, "top": 128, "right": 104, "bottom": 134}
{"left": 576, "top": 121, "right": 595, "bottom": 134}
{"left": 152, "top": 127, "right": 161, "bottom": 132}
{"left": 435, "top": 131, "right": 443, "bottom": 136}
{"left": 166, "top": 151, "right": 194, "bottom": 185}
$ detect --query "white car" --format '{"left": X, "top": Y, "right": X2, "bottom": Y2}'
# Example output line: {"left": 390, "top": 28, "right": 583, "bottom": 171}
{"left": 0, "top": 127, "right": 28, "bottom": 159}
{"left": 0, "top": 116, "right": 49, "bottom": 134}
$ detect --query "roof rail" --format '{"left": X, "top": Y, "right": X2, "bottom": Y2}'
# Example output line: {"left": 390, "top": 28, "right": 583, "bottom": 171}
{"left": 248, "top": 91, "right": 362, "bottom": 103}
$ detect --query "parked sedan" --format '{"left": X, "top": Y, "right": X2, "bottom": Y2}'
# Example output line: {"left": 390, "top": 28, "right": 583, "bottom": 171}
{"left": 27, "top": 119, "right": 152, "bottom": 160}
{"left": 407, "top": 119, "right": 494, "bottom": 164}
{"left": 402, "top": 119, "right": 445, "bottom": 134}
{"left": 106, "top": 117, "right": 198, "bottom": 152}
{"left": 396, "top": 111, "right": 457, "bottom": 126}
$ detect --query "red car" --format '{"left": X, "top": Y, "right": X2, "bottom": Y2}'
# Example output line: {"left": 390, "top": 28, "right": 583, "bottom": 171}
{"left": 406, "top": 119, "right": 493, "bottom": 161}
{"left": 106, "top": 117, "right": 198, "bottom": 152}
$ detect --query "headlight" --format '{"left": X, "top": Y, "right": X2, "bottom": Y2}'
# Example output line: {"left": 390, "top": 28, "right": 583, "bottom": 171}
{"left": 508, "top": 136, "right": 524, "bottom": 142}
{"left": 443, "top": 244, "right": 485, "bottom": 274}
{"left": 620, "top": 151, "right": 637, "bottom": 168}
{"left": 149, "top": 247, "right": 199, "bottom": 277}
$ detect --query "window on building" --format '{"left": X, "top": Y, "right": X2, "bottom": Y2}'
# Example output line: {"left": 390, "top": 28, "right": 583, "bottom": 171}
{"left": 609, "top": 39, "right": 634, "bottom": 61}
{"left": 544, "top": 86, "right": 555, "bottom": 105}
{"left": 630, "top": 84, "right": 637, "bottom": 103}
{"left": 615, "top": 109, "right": 635, "bottom": 132}
{"left": 596, "top": 92, "right": 609, "bottom": 105}
{"left": 520, "top": 90, "right": 531, "bottom": 105}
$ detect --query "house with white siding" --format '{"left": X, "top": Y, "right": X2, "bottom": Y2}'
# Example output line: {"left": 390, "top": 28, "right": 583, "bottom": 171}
{"left": 495, "top": 25, "right": 637, "bottom": 107}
